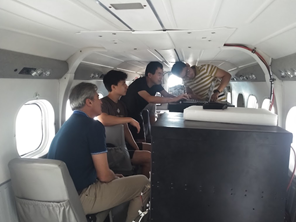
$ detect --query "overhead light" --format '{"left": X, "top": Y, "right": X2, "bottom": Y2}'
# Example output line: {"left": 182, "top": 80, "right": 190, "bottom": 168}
{"left": 279, "top": 70, "right": 286, "bottom": 78}
{"left": 292, "top": 68, "right": 296, "bottom": 77}
{"left": 285, "top": 70, "right": 293, "bottom": 78}
{"left": 90, "top": 73, "right": 104, "bottom": 79}
{"left": 30, "top": 68, "right": 51, "bottom": 77}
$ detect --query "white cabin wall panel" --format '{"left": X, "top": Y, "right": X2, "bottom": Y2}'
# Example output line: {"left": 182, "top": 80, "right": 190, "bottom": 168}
{"left": 231, "top": 82, "right": 269, "bottom": 108}
{"left": 0, "top": 79, "right": 59, "bottom": 184}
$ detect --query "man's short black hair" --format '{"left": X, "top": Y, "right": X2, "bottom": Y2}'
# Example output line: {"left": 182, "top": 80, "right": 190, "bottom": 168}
{"left": 171, "top": 62, "right": 186, "bottom": 77}
{"left": 145, "top": 61, "right": 163, "bottom": 76}
{"left": 103, "top": 70, "right": 127, "bottom": 92}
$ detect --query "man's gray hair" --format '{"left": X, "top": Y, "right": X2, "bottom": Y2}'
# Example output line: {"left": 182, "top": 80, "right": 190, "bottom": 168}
{"left": 69, "top": 82, "right": 98, "bottom": 110}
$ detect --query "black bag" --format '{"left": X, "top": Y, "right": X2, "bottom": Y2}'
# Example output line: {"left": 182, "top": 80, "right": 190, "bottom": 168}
{"left": 106, "top": 143, "right": 132, "bottom": 172}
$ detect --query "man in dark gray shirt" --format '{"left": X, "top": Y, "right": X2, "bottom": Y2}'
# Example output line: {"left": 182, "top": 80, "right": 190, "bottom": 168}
{"left": 98, "top": 70, "right": 151, "bottom": 178}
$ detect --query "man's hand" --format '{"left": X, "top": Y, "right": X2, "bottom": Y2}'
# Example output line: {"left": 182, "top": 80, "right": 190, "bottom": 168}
{"left": 129, "top": 118, "right": 140, "bottom": 133}
{"left": 115, "top": 174, "right": 124, "bottom": 178}
{"left": 172, "top": 94, "right": 189, "bottom": 102}
{"left": 210, "top": 92, "right": 219, "bottom": 102}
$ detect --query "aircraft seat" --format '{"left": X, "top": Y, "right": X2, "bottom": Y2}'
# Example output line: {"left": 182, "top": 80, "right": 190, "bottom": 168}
{"left": 105, "top": 124, "right": 133, "bottom": 176}
{"left": 141, "top": 109, "right": 152, "bottom": 143}
{"left": 8, "top": 158, "right": 110, "bottom": 222}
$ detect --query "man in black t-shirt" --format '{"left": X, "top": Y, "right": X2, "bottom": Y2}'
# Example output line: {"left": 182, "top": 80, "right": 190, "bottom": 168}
{"left": 120, "top": 61, "right": 188, "bottom": 140}
{"left": 98, "top": 70, "right": 151, "bottom": 178}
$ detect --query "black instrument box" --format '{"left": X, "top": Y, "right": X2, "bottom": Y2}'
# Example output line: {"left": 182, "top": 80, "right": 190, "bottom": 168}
{"left": 151, "top": 112, "right": 292, "bottom": 222}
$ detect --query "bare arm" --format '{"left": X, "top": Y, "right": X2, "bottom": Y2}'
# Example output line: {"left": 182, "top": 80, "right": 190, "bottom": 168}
{"left": 124, "top": 123, "right": 139, "bottom": 150}
{"left": 138, "top": 90, "right": 188, "bottom": 103}
{"left": 186, "top": 87, "right": 203, "bottom": 100}
{"left": 160, "top": 90, "right": 175, "bottom": 98}
{"left": 98, "top": 113, "right": 140, "bottom": 133}
{"left": 92, "top": 153, "right": 117, "bottom": 183}
{"left": 210, "top": 68, "right": 231, "bottom": 101}
{"left": 215, "top": 68, "right": 231, "bottom": 92}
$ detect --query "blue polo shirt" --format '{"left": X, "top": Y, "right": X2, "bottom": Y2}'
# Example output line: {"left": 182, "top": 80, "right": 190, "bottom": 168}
{"left": 48, "top": 111, "right": 107, "bottom": 191}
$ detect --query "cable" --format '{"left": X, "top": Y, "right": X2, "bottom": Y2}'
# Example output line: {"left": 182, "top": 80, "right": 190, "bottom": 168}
{"left": 223, "top": 43, "right": 275, "bottom": 105}
{"left": 287, "top": 146, "right": 296, "bottom": 191}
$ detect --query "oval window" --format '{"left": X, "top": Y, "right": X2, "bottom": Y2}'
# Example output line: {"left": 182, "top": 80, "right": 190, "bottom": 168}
{"left": 247, "top": 95, "right": 258, "bottom": 109}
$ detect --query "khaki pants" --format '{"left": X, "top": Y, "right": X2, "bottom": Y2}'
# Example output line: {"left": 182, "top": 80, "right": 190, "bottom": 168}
{"left": 80, "top": 175, "right": 150, "bottom": 222}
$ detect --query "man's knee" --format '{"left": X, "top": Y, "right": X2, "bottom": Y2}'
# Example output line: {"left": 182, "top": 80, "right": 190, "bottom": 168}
{"left": 131, "top": 175, "right": 150, "bottom": 187}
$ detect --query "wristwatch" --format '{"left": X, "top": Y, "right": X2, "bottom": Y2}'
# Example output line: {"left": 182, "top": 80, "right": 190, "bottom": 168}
{"left": 213, "top": 89, "right": 220, "bottom": 94}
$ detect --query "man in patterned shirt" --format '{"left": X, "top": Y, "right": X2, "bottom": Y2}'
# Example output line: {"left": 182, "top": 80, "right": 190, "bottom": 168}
{"left": 171, "top": 62, "right": 231, "bottom": 102}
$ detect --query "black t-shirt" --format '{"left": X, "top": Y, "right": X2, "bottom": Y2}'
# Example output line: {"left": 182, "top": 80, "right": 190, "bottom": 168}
{"left": 121, "top": 77, "right": 164, "bottom": 119}
{"left": 47, "top": 111, "right": 107, "bottom": 191}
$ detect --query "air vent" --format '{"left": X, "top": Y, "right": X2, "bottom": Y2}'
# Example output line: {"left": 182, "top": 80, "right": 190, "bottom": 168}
{"left": 110, "top": 3, "right": 144, "bottom": 10}
{"left": 19, "top": 67, "right": 36, "bottom": 75}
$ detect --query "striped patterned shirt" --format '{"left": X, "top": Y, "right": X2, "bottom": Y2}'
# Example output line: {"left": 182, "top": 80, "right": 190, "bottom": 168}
{"left": 183, "top": 64, "right": 226, "bottom": 101}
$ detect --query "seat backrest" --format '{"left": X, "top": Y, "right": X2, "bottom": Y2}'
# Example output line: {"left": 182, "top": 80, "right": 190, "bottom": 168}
{"left": 8, "top": 158, "right": 87, "bottom": 222}
{"left": 141, "top": 109, "right": 151, "bottom": 143}
{"left": 105, "top": 125, "right": 133, "bottom": 173}
{"left": 105, "top": 124, "right": 125, "bottom": 147}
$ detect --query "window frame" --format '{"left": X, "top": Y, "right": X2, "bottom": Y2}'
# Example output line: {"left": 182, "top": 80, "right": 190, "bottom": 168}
{"left": 15, "top": 99, "right": 55, "bottom": 158}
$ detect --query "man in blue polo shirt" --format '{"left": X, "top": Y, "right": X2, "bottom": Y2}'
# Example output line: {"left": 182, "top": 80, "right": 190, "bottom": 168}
{"left": 48, "top": 82, "right": 150, "bottom": 222}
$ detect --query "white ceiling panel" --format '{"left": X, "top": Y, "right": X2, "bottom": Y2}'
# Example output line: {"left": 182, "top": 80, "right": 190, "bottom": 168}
{"left": 0, "top": 1, "right": 82, "bottom": 33}
{"left": 200, "top": 49, "right": 222, "bottom": 61}
{"left": 83, "top": 53, "right": 124, "bottom": 68}
{"left": 214, "top": 0, "right": 273, "bottom": 27}
{"left": 127, "top": 49, "right": 163, "bottom": 61}
{"left": 161, "top": 0, "right": 222, "bottom": 29}
{"left": 0, "top": 29, "right": 77, "bottom": 60}
{"left": 11, "top": 0, "right": 126, "bottom": 31}
{"left": 133, "top": 33, "right": 174, "bottom": 50}
{"left": 179, "top": 49, "right": 202, "bottom": 65}
{"left": 170, "top": 28, "right": 236, "bottom": 50}
{"left": 149, "top": 0, "right": 177, "bottom": 30}
{"left": 116, "top": 61, "right": 148, "bottom": 73}
{"left": 256, "top": 27, "right": 296, "bottom": 59}
{"left": 226, "top": 0, "right": 296, "bottom": 45}
{"left": 99, "top": 0, "right": 162, "bottom": 31}
{"left": 157, "top": 49, "right": 178, "bottom": 63}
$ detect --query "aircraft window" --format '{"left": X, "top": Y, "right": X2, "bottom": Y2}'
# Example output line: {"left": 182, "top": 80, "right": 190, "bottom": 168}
{"left": 16, "top": 100, "right": 55, "bottom": 157}
{"left": 286, "top": 107, "right": 296, "bottom": 148}
{"left": 65, "top": 99, "right": 73, "bottom": 121}
{"left": 227, "top": 92, "right": 232, "bottom": 104}
{"left": 286, "top": 107, "right": 296, "bottom": 172}
{"left": 237, "top": 93, "right": 245, "bottom": 107}
{"left": 167, "top": 74, "right": 183, "bottom": 88}
{"left": 247, "top": 95, "right": 258, "bottom": 109}
{"left": 262, "top": 99, "right": 275, "bottom": 113}
{"left": 98, "top": 93, "right": 104, "bottom": 99}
